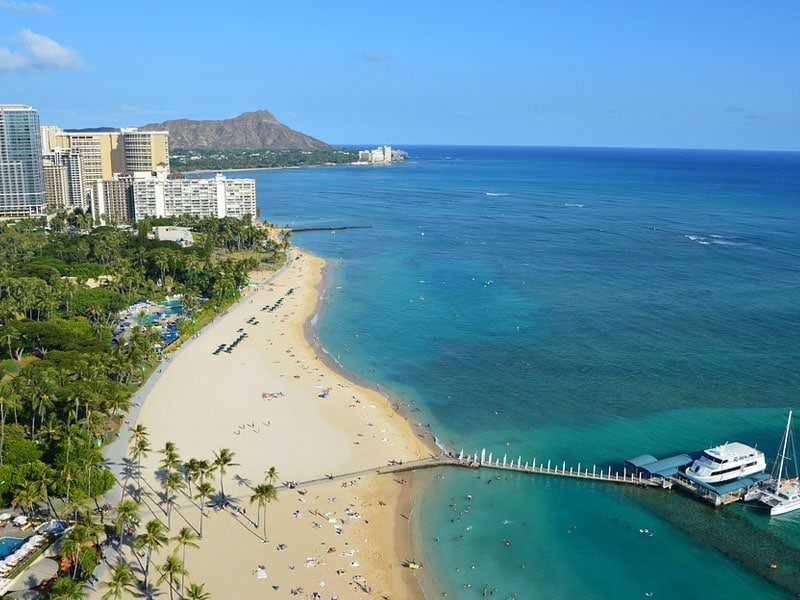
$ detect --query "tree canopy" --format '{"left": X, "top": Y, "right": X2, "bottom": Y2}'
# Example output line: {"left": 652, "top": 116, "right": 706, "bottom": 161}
{"left": 0, "top": 215, "right": 284, "bottom": 519}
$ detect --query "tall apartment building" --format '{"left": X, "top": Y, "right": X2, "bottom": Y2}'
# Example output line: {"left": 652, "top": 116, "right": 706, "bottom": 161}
{"left": 131, "top": 171, "right": 256, "bottom": 222}
{"left": 43, "top": 126, "right": 169, "bottom": 208}
{"left": 93, "top": 175, "right": 135, "bottom": 224}
{"left": 38, "top": 118, "right": 258, "bottom": 224}
{"left": 0, "top": 104, "right": 45, "bottom": 217}
{"left": 42, "top": 148, "right": 85, "bottom": 211}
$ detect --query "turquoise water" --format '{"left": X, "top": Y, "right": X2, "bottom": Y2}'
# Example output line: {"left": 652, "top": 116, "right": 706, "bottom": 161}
{"left": 245, "top": 146, "right": 800, "bottom": 598}
{"left": 132, "top": 305, "right": 182, "bottom": 324}
{"left": 0, "top": 537, "right": 24, "bottom": 559}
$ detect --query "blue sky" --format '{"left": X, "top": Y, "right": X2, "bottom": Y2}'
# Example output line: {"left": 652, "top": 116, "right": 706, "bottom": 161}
{"left": 2, "top": 0, "right": 799, "bottom": 150}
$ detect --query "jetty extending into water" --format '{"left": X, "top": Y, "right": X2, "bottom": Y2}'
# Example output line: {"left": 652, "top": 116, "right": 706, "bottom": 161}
{"left": 453, "top": 449, "right": 662, "bottom": 487}
{"left": 290, "top": 446, "right": 760, "bottom": 509}
{"left": 448, "top": 448, "right": 766, "bottom": 506}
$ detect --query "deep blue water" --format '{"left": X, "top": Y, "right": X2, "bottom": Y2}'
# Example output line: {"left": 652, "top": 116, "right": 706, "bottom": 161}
{"left": 236, "top": 146, "right": 799, "bottom": 598}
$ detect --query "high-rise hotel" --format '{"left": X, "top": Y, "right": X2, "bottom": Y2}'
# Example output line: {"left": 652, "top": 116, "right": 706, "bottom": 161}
{"left": 42, "top": 125, "right": 171, "bottom": 212}
{"left": 1, "top": 104, "right": 256, "bottom": 223}
{"left": 0, "top": 104, "right": 45, "bottom": 217}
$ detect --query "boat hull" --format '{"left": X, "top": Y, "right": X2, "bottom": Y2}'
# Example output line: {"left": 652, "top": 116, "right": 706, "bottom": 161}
{"left": 689, "top": 465, "right": 765, "bottom": 484}
{"left": 770, "top": 500, "right": 800, "bottom": 516}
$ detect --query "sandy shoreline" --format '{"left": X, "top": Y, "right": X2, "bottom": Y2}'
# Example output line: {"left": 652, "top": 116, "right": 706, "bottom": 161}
{"left": 94, "top": 249, "right": 434, "bottom": 599}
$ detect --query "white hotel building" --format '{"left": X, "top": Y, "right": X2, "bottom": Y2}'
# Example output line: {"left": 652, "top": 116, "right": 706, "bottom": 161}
{"left": 131, "top": 170, "right": 256, "bottom": 222}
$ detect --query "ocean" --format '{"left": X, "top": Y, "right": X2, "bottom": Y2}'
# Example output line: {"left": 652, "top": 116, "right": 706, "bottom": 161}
{"left": 242, "top": 146, "right": 800, "bottom": 598}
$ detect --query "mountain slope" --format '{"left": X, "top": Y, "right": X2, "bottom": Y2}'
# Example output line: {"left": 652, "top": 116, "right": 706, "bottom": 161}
{"left": 141, "top": 110, "right": 334, "bottom": 150}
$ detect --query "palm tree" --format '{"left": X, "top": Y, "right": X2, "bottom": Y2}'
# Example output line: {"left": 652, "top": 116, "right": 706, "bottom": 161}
{"left": 134, "top": 519, "right": 169, "bottom": 593}
{"left": 172, "top": 526, "right": 199, "bottom": 594}
{"left": 156, "top": 554, "right": 186, "bottom": 600}
{"left": 185, "top": 582, "right": 211, "bottom": 600}
{"left": 36, "top": 411, "right": 64, "bottom": 447}
{"left": 264, "top": 465, "right": 279, "bottom": 485}
{"left": 161, "top": 471, "right": 186, "bottom": 528}
{"left": 105, "top": 384, "right": 131, "bottom": 425}
{"left": 159, "top": 441, "right": 181, "bottom": 474}
{"left": 129, "top": 436, "right": 151, "bottom": 501}
{"left": 25, "top": 366, "right": 57, "bottom": 439}
{"left": 12, "top": 478, "right": 43, "bottom": 516}
{"left": 0, "top": 375, "right": 21, "bottom": 464}
{"left": 60, "top": 522, "right": 100, "bottom": 579}
{"left": 26, "top": 460, "right": 58, "bottom": 518}
{"left": 47, "top": 576, "right": 89, "bottom": 599}
{"left": 81, "top": 449, "right": 105, "bottom": 504}
{"left": 129, "top": 423, "right": 149, "bottom": 452}
{"left": 193, "top": 481, "right": 214, "bottom": 539}
{"left": 181, "top": 290, "right": 201, "bottom": 319}
{"left": 249, "top": 482, "right": 278, "bottom": 542}
{"left": 3, "top": 328, "right": 20, "bottom": 364}
{"left": 101, "top": 561, "right": 136, "bottom": 600}
{"left": 114, "top": 498, "right": 140, "bottom": 540}
{"left": 63, "top": 490, "right": 90, "bottom": 523}
{"left": 212, "top": 448, "right": 238, "bottom": 497}
{"left": 59, "top": 423, "right": 81, "bottom": 510}
{"left": 182, "top": 457, "right": 202, "bottom": 498}
{"left": 196, "top": 459, "right": 215, "bottom": 485}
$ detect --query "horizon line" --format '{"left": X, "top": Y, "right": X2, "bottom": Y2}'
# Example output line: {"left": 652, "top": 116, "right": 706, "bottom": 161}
{"left": 334, "top": 143, "right": 800, "bottom": 154}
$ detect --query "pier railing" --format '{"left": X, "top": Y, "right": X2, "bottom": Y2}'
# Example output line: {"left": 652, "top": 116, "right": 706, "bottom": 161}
{"left": 455, "top": 448, "right": 661, "bottom": 487}
{"left": 289, "top": 450, "right": 662, "bottom": 489}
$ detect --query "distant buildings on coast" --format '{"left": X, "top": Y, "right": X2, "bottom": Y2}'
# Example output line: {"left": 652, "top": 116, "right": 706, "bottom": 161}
{"left": 357, "top": 145, "right": 407, "bottom": 164}
{"left": 0, "top": 103, "right": 256, "bottom": 224}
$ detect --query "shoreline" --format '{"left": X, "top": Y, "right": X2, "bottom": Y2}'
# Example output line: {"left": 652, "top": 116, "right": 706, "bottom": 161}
{"left": 305, "top": 258, "right": 442, "bottom": 454}
{"left": 183, "top": 158, "right": 392, "bottom": 176}
{"left": 96, "top": 247, "right": 435, "bottom": 599}
{"left": 303, "top": 256, "right": 440, "bottom": 599}
{"left": 184, "top": 162, "right": 357, "bottom": 176}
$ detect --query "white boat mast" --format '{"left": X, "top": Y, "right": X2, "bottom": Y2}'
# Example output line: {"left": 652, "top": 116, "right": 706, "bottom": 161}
{"left": 775, "top": 410, "right": 793, "bottom": 486}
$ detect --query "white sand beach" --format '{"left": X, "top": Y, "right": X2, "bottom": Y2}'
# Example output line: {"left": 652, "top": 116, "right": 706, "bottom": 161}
{"left": 96, "top": 249, "right": 433, "bottom": 599}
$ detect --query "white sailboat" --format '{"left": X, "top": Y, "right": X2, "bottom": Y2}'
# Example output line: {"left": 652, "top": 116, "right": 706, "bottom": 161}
{"left": 745, "top": 410, "right": 800, "bottom": 516}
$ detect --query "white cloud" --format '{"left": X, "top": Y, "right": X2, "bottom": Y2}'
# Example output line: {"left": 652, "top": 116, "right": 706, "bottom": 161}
{"left": 362, "top": 51, "right": 390, "bottom": 62}
{"left": 0, "top": 29, "right": 82, "bottom": 71}
{"left": 0, "top": 47, "right": 29, "bottom": 70}
{"left": 19, "top": 29, "right": 81, "bottom": 68}
{"left": 0, "top": 1, "right": 52, "bottom": 14}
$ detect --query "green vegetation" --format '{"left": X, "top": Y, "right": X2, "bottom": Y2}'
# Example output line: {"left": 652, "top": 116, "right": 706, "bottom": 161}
{"left": 0, "top": 215, "right": 287, "bottom": 598}
{"left": 169, "top": 147, "right": 359, "bottom": 172}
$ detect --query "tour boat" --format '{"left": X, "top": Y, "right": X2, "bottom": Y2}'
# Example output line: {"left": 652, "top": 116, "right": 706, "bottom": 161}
{"left": 685, "top": 441, "right": 766, "bottom": 483}
{"left": 745, "top": 411, "right": 800, "bottom": 516}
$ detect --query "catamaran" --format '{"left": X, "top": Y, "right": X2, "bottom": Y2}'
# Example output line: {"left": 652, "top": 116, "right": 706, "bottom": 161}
{"left": 745, "top": 410, "right": 800, "bottom": 516}
{"left": 685, "top": 441, "right": 766, "bottom": 483}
